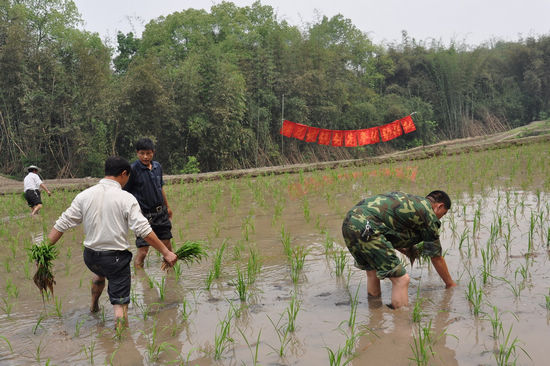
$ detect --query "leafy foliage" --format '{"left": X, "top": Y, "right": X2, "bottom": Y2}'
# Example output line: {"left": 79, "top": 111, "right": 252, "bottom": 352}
{"left": 1, "top": 1, "right": 550, "bottom": 178}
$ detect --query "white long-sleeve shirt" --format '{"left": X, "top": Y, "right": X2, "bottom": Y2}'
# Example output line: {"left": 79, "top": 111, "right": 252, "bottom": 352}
{"left": 23, "top": 172, "right": 42, "bottom": 191}
{"left": 54, "top": 178, "right": 152, "bottom": 251}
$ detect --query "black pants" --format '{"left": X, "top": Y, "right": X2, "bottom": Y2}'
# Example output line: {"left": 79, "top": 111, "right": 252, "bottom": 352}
{"left": 83, "top": 248, "right": 132, "bottom": 305}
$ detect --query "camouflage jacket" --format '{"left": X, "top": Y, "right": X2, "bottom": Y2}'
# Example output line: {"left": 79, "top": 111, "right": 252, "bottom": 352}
{"left": 350, "top": 191, "right": 442, "bottom": 258}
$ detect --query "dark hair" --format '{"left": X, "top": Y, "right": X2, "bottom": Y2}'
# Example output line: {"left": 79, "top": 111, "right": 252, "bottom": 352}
{"left": 426, "top": 190, "right": 451, "bottom": 209}
{"left": 135, "top": 138, "right": 155, "bottom": 152}
{"left": 105, "top": 156, "right": 131, "bottom": 177}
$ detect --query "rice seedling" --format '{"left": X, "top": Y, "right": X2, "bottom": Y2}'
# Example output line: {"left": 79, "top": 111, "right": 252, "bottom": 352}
{"left": 326, "top": 345, "right": 353, "bottom": 366}
{"left": 135, "top": 301, "right": 159, "bottom": 321}
{"left": 173, "top": 262, "right": 183, "bottom": 282}
{"left": 515, "top": 261, "right": 529, "bottom": 284}
{"left": 323, "top": 231, "right": 335, "bottom": 255}
{"left": 485, "top": 305, "right": 503, "bottom": 339}
{"left": 213, "top": 310, "right": 234, "bottom": 360}
{"left": 493, "top": 325, "right": 531, "bottom": 366}
{"left": 545, "top": 289, "right": 550, "bottom": 310}
{"left": 408, "top": 320, "right": 435, "bottom": 366}
{"left": 147, "top": 276, "right": 155, "bottom": 289}
{"left": 272, "top": 199, "right": 285, "bottom": 225}
{"left": 23, "top": 260, "right": 31, "bottom": 279}
{"left": 480, "top": 249, "right": 492, "bottom": 285}
{"left": 241, "top": 214, "right": 255, "bottom": 241}
{"left": 8, "top": 240, "right": 17, "bottom": 259}
{"left": 1, "top": 297, "right": 13, "bottom": 317}
{"left": 34, "top": 338, "right": 46, "bottom": 363}
{"left": 155, "top": 276, "right": 167, "bottom": 302}
{"left": 32, "top": 313, "right": 46, "bottom": 334}
{"left": 496, "top": 274, "right": 524, "bottom": 298}
{"left": 230, "top": 182, "right": 241, "bottom": 209}
{"left": 503, "top": 222, "right": 513, "bottom": 253}
{"left": 163, "top": 240, "right": 207, "bottom": 270}
{"left": 28, "top": 241, "right": 58, "bottom": 299}
{"left": 106, "top": 348, "right": 119, "bottom": 366}
{"left": 0, "top": 335, "right": 13, "bottom": 353}
{"left": 527, "top": 212, "right": 536, "bottom": 253}
{"left": 237, "top": 327, "right": 262, "bottom": 366}
{"left": 280, "top": 225, "right": 292, "bottom": 259}
{"left": 140, "top": 321, "right": 176, "bottom": 363}
{"left": 458, "top": 227, "right": 470, "bottom": 251}
{"left": 247, "top": 246, "right": 261, "bottom": 285}
{"left": 93, "top": 305, "right": 104, "bottom": 325}
{"left": 291, "top": 245, "right": 308, "bottom": 272}
{"left": 333, "top": 248, "right": 348, "bottom": 277}
{"left": 212, "top": 240, "right": 227, "bottom": 279}
{"left": 205, "top": 269, "right": 215, "bottom": 290}
{"left": 233, "top": 240, "right": 245, "bottom": 260}
{"left": 235, "top": 267, "right": 248, "bottom": 301}
{"left": 209, "top": 188, "right": 222, "bottom": 213}
{"left": 286, "top": 292, "right": 301, "bottom": 332}
{"left": 74, "top": 317, "right": 86, "bottom": 337}
{"left": 412, "top": 297, "right": 428, "bottom": 323}
{"left": 180, "top": 296, "right": 192, "bottom": 322}
{"left": 466, "top": 276, "right": 483, "bottom": 316}
{"left": 5, "top": 278, "right": 18, "bottom": 299}
{"left": 266, "top": 313, "right": 292, "bottom": 358}
{"left": 302, "top": 197, "right": 310, "bottom": 223}
{"left": 54, "top": 296, "right": 63, "bottom": 317}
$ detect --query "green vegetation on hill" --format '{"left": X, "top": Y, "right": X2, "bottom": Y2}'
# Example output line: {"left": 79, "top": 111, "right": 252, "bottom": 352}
{"left": 1, "top": 1, "right": 550, "bottom": 178}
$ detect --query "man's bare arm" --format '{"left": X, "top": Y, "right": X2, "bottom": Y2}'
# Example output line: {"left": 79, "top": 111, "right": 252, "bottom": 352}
{"left": 430, "top": 256, "right": 457, "bottom": 288}
{"left": 40, "top": 183, "right": 52, "bottom": 196}
{"left": 143, "top": 231, "right": 177, "bottom": 266}
{"left": 48, "top": 228, "right": 63, "bottom": 245}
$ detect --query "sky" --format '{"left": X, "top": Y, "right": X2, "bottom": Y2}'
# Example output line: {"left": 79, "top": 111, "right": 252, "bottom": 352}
{"left": 73, "top": 0, "right": 550, "bottom": 47}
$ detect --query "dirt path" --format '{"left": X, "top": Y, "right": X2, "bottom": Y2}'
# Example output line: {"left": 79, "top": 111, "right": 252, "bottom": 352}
{"left": 1, "top": 121, "right": 549, "bottom": 195}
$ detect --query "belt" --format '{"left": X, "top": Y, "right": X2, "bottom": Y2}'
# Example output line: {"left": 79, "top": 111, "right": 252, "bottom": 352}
{"left": 144, "top": 205, "right": 164, "bottom": 214}
{"left": 84, "top": 247, "right": 128, "bottom": 256}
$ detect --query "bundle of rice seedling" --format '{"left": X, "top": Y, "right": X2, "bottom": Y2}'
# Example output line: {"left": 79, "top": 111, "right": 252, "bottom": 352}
{"left": 162, "top": 240, "right": 207, "bottom": 270}
{"left": 28, "top": 242, "right": 58, "bottom": 299}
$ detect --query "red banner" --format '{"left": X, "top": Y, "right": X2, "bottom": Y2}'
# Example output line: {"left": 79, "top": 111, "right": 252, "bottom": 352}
{"left": 400, "top": 115, "right": 416, "bottom": 133}
{"left": 380, "top": 120, "right": 403, "bottom": 142}
{"left": 292, "top": 123, "right": 308, "bottom": 140}
{"left": 345, "top": 130, "right": 357, "bottom": 147}
{"left": 331, "top": 130, "right": 344, "bottom": 147}
{"left": 305, "top": 127, "right": 320, "bottom": 142}
{"left": 357, "top": 127, "right": 380, "bottom": 145}
{"left": 280, "top": 114, "right": 415, "bottom": 147}
{"left": 318, "top": 129, "right": 332, "bottom": 145}
{"left": 280, "top": 120, "right": 295, "bottom": 137}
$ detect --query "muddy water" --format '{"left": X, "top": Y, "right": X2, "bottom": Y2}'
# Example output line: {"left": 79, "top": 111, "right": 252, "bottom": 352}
{"left": 0, "top": 164, "right": 549, "bottom": 365}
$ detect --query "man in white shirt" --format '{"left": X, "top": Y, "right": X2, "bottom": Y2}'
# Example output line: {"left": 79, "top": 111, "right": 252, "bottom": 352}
{"left": 47, "top": 156, "right": 177, "bottom": 330}
{"left": 23, "top": 165, "right": 51, "bottom": 215}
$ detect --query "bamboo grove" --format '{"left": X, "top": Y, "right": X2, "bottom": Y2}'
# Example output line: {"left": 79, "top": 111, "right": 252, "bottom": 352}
{"left": 1, "top": 0, "right": 550, "bottom": 178}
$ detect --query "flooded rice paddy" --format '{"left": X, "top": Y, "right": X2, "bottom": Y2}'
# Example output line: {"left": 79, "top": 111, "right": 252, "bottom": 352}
{"left": 0, "top": 141, "right": 549, "bottom": 365}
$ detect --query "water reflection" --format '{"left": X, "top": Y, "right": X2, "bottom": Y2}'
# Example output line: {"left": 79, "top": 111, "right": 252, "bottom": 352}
{"left": 355, "top": 287, "right": 458, "bottom": 365}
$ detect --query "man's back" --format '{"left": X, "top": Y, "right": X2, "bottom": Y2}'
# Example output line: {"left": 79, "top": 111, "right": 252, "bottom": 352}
{"left": 23, "top": 172, "right": 41, "bottom": 191}
{"left": 54, "top": 179, "right": 151, "bottom": 251}
{"left": 352, "top": 192, "right": 441, "bottom": 252}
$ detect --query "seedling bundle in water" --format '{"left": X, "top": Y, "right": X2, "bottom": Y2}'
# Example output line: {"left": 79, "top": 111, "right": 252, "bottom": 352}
{"left": 28, "top": 242, "right": 58, "bottom": 299}
{"left": 162, "top": 240, "right": 207, "bottom": 270}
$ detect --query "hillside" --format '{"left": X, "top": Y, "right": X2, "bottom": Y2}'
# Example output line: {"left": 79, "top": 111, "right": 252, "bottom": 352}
{"left": 1, "top": 120, "right": 549, "bottom": 195}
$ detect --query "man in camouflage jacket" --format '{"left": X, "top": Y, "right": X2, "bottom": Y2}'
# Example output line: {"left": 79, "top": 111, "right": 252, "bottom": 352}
{"left": 342, "top": 191, "right": 456, "bottom": 309}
